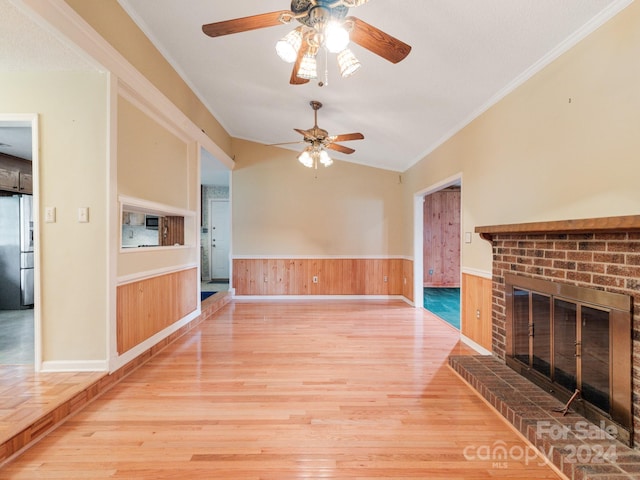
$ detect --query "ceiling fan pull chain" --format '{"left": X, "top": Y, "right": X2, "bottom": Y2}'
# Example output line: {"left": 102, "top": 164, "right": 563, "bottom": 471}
{"left": 323, "top": 46, "right": 330, "bottom": 87}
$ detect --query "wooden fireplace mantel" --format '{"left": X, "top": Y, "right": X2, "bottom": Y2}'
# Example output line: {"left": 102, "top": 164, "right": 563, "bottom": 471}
{"left": 475, "top": 214, "right": 640, "bottom": 241}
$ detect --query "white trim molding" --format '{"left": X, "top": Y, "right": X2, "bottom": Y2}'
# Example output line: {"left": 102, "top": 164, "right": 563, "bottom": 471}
{"left": 461, "top": 267, "right": 492, "bottom": 280}
{"left": 231, "top": 255, "right": 411, "bottom": 260}
{"left": 117, "top": 263, "right": 198, "bottom": 286}
{"left": 40, "top": 359, "right": 109, "bottom": 373}
{"left": 110, "top": 309, "right": 200, "bottom": 372}
{"left": 233, "top": 295, "right": 407, "bottom": 302}
{"left": 460, "top": 334, "right": 492, "bottom": 356}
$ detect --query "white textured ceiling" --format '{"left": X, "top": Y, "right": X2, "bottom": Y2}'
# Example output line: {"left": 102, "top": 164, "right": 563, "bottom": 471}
{"left": 0, "top": 0, "right": 94, "bottom": 72}
{"left": 0, "top": 0, "right": 95, "bottom": 161}
{"left": 118, "top": 0, "right": 629, "bottom": 172}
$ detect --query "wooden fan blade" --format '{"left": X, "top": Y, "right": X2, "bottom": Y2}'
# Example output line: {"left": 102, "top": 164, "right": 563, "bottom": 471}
{"left": 294, "top": 128, "right": 314, "bottom": 139}
{"left": 326, "top": 143, "right": 355, "bottom": 155}
{"left": 347, "top": 16, "right": 411, "bottom": 64}
{"left": 290, "top": 37, "right": 310, "bottom": 85}
{"left": 267, "top": 141, "right": 305, "bottom": 147}
{"left": 202, "top": 11, "right": 289, "bottom": 37}
{"left": 332, "top": 132, "right": 364, "bottom": 142}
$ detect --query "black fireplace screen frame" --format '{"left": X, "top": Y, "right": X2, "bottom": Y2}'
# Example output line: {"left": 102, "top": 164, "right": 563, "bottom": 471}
{"left": 504, "top": 273, "right": 633, "bottom": 445}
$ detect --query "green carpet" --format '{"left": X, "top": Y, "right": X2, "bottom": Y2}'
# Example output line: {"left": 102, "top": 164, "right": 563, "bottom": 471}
{"left": 424, "top": 287, "right": 460, "bottom": 329}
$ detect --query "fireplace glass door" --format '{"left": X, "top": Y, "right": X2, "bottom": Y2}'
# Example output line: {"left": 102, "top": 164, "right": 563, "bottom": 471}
{"left": 512, "top": 289, "right": 552, "bottom": 378}
{"left": 553, "top": 299, "right": 577, "bottom": 392}
{"left": 580, "top": 306, "right": 610, "bottom": 413}
{"left": 505, "top": 273, "right": 632, "bottom": 445}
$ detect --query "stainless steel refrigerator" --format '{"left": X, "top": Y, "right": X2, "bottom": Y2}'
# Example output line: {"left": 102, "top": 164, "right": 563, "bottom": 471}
{"left": 0, "top": 195, "right": 34, "bottom": 309}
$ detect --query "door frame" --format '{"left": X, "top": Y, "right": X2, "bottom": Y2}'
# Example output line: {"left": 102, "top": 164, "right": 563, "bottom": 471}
{"left": 0, "top": 113, "right": 40, "bottom": 369}
{"left": 412, "top": 173, "right": 462, "bottom": 309}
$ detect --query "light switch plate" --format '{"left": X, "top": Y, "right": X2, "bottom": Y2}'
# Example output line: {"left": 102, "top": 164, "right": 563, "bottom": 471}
{"left": 45, "top": 207, "right": 56, "bottom": 223}
{"left": 78, "top": 207, "right": 89, "bottom": 223}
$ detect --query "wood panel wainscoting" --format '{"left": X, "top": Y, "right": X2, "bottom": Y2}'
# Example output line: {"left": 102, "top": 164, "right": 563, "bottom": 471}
{"left": 117, "top": 267, "right": 198, "bottom": 354}
{"left": 461, "top": 272, "right": 492, "bottom": 351}
{"left": 233, "top": 258, "right": 414, "bottom": 301}
{"left": 402, "top": 258, "right": 414, "bottom": 302}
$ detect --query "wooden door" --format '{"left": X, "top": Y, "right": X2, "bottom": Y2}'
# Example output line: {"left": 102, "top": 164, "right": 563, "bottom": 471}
{"left": 423, "top": 189, "right": 460, "bottom": 287}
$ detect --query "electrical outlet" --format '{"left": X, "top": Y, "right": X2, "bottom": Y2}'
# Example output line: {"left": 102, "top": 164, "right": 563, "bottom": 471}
{"left": 383, "top": 275, "right": 388, "bottom": 283}
{"left": 312, "top": 276, "right": 318, "bottom": 284}
{"left": 476, "top": 309, "right": 481, "bottom": 319}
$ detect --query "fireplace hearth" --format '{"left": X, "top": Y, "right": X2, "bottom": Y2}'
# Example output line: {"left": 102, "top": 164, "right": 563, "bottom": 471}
{"left": 504, "top": 273, "right": 632, "bottom": 445}
{"left": 474, "top": 214, "right": 640, "bottom": 447}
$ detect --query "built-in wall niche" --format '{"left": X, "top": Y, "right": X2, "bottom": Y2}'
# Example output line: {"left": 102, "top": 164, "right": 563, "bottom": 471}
{"left": 120, "top": 196, "right": 195, "bottom": 250}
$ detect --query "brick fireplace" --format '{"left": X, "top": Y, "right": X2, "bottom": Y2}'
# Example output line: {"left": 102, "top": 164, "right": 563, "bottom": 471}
{"left": 476, "top": 215, "right": 640, "bottom": 448}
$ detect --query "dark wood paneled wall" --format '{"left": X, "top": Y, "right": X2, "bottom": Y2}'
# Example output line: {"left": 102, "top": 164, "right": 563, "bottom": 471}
{"left": 161, "top": 216, "right": 184, "bottom": 246}
{"left": 423, "top": 189, "right": 460, "bottom": 287}
{"left": 117, "top": 267, "right": 198, "bottom": 354}
{"left": 233, "top": 258, "right": 413, "bottom": 299}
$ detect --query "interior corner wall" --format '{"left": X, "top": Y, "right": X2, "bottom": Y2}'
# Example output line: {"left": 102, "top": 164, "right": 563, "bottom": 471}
{"left": 403, "top": 1, "right": 640, "bottom": 274}
{"left": 231, "top": 138, "right": 404, "bottom": 257}
{"left": 0, "top": 70, "right": 109, "bottom": 364}
{"left": 63, "top": 0, "right": 232, "bottom": 158}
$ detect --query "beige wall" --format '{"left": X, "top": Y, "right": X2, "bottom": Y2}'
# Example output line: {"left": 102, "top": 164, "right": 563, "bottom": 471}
{"left": 118, "top": 97, "right": 189, "bottom": 208}
{"left": 403, "top": 1, "right": 640, "bottom": 273}
{"left": 232, "top": 139, "right": 404, "bottom": 256}
{"left": 64, "top": 0, "right": 232, "bottom": 158}
{"left": 116, "top": 96, "right": 199, "bottom": 278}
{"left": 0, "top": 71, "right": 109, "bottom": 363}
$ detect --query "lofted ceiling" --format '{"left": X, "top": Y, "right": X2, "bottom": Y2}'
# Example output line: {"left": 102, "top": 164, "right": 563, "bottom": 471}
{"left": 0, "top": 0, "right": 630, "bottom": 176}
{"left": 118, "top": 0, "right": 629, "bottom": 172}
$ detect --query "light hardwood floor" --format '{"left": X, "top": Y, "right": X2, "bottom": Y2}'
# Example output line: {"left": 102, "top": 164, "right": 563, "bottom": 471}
{"left": 0, "top": 300, "right": 561, "bottom": 479}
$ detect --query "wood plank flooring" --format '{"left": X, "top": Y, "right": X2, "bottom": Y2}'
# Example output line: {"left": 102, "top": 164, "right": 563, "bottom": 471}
{"left": 0, "top": 366, "right": 103, "bottom": 448}
{"left": 0, "top": 300, "right": 562, "bottom": 479}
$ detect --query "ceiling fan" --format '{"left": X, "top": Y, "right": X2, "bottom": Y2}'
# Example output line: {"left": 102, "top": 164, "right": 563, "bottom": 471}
{"left": 272, "top": 100, "right": 364, "bottom": 168}
{"left": 202, "top": 0, "right": 412, "bottom": 85}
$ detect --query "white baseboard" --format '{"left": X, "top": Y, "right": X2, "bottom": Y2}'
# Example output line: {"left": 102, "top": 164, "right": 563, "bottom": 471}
{"left": 460, "top": 334, "right": 492, "bottom": 355}
{"left": 110, "top": 309, "right": 201, "bottom": 372}
{"left": 40, "top": 359, "right": 109, "bottom": 372}
{"left": 233, "top": 295, "right": 407, "bottom": 302}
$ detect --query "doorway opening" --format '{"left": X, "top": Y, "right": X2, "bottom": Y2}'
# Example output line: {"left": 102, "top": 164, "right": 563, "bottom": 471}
{"left": 0, "top": 114, "right": 39, "bottom": 366}
{"left": 413, "top": 175, "right": 462, "bottom": 329}
{"left": 200, "top": 147, "right": 231, "bottom": 298}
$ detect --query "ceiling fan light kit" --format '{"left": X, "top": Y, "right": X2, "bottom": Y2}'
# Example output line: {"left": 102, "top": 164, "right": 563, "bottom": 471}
{"left": 201, "top": 1, "right": 408, "bottom": 168}
{"left": 298, "top": 147, "right": 333, "bottom": 169}
{"left": 202, "top": 0, "right": 411, "bottom": 85}
{"left": 270, "top": 100, "right": 364, "bottom": 169}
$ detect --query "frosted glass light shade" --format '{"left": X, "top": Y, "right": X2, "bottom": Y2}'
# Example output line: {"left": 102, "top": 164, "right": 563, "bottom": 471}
{"left": 298, "top": 150, "right": 313, "bottom": 168}
{"left": 337, "top": 48, "right": 361, "bottom": 78}
{"left": 276, "top": 29, "right": 303, "bottom": 63}
{"left": 319, "top": 150, "right": 333, "bottom": 167}
{"left": 297, "top": 53, "right": 318, "bottom": 79}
